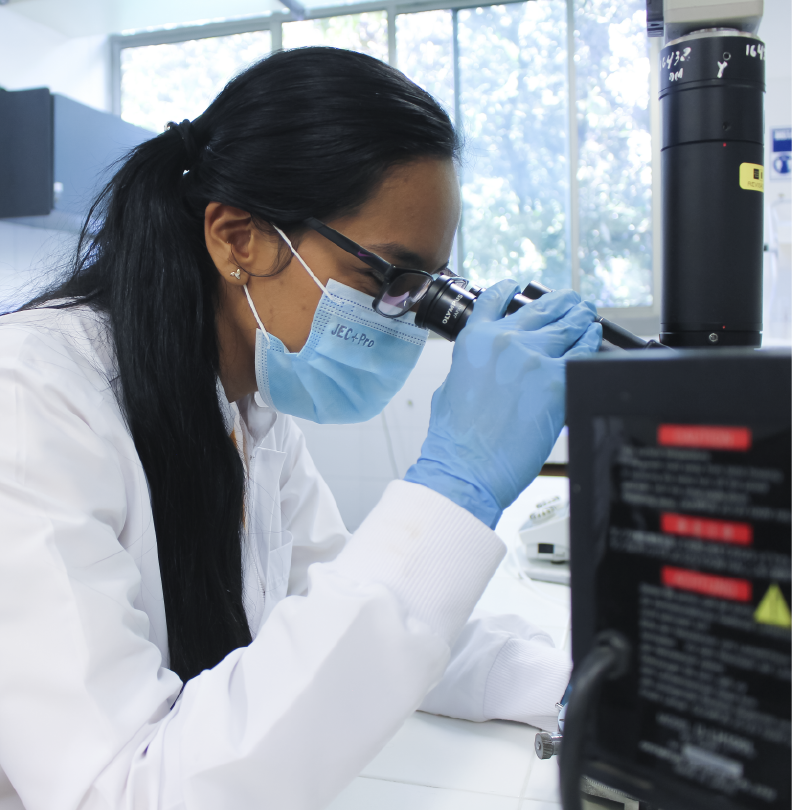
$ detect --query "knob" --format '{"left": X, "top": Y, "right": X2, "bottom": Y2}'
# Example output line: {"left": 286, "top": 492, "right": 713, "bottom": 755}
{"left": 534, "top": 731, "right": 562, "bottom": 759}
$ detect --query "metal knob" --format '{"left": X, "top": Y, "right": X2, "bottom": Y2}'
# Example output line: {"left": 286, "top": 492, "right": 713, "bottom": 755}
{"left": 534, "top": 731, "right": 563, "bottom": 759}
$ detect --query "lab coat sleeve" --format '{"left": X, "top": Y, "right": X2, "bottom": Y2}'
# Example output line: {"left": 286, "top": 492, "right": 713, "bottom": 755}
{"left": 0, "top": 327, "right": 505, "bottom": 810}
{"left": 277, "top": 418, "right": 351, "bottom": 597}
{"left": 417, "top": 612, "right": 570, "bottom": 731}
{"left": 275, "top": 419, "right": 569, "bottom": 731}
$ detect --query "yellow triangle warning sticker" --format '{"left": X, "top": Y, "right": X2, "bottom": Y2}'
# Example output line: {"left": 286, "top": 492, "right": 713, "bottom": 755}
{"left": 754, "top": 584, "right": 792, "bottom": 628}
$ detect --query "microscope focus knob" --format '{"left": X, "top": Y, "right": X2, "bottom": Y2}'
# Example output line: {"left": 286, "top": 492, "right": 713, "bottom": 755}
{"left": 534, "top": 732, "right": 562, "bottom": 759}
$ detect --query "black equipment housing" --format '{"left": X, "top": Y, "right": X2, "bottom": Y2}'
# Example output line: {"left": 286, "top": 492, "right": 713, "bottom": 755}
{"left": 660, "top": 31, "right": 766, "bottom": 347}
{"left": 0, "top": 88, "right": 152, "bottom": 231}
{"left": 566, "top": 350, "right": 791, "bottom": 810}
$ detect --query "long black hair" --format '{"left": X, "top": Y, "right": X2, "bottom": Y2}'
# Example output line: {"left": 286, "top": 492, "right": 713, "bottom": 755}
{"left": 23, "top": 47, "right": 459, "bottom": 682}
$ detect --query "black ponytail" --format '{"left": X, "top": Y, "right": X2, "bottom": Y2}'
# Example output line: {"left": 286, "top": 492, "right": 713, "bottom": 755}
{"left": 22, "top": 47, "right": 458, "bottom": 682}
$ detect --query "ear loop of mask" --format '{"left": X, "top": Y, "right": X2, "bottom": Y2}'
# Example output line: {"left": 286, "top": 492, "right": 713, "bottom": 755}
{"left": 243, "top": 283, "right": 271, "bottom": 348}
{"left": 271, "top": 224, "right": 335, "bottom": 299}
{"left": 243, "top": 223, "right": 342, "bottom": 348}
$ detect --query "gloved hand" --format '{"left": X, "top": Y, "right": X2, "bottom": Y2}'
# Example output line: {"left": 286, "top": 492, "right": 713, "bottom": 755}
{"left": 404, "top": 281, "right": 601, "bottom": 528}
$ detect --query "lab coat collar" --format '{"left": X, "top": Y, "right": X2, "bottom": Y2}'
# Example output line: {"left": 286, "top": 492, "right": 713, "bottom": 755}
{"left": 236, "top": 392, "right": 279, "bottom": 451}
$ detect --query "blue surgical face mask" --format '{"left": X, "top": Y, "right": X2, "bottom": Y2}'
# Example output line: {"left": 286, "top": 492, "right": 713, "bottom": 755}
{"left": 243, "top": 226, "right": 428, "bottom": 424}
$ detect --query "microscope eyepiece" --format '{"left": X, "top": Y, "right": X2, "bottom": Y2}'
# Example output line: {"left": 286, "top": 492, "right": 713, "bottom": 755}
{"left": 414, "top": 275, "right": 666, "bottom": 350}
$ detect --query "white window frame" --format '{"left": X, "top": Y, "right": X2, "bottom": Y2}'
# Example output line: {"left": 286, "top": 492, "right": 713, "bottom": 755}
{"left": 110, "top": 0, "right": 661, "bottom": 333}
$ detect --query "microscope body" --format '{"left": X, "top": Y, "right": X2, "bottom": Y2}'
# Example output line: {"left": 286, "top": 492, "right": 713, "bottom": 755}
{"left": 651, "top": 0, "right": 767, "bottom": 347}
{"left": 660, "top": 27, "right": 766, "bottom": 347}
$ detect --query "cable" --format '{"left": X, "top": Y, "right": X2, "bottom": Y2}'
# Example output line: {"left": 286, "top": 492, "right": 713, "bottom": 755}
{"left": 559, "top": 631, "right": 631, "bottom": 810}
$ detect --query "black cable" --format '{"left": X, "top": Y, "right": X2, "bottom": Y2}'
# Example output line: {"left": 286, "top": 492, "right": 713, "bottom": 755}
{"left": 559, "top": 631, "right": 631, "bottom": 810}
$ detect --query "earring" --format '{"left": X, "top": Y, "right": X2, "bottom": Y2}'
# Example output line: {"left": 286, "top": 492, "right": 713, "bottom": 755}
{"left": 230, "top": 269, "right": 241, "bottom": 280}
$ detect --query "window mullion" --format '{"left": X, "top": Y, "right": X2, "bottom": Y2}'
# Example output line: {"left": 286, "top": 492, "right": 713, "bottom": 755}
{"left": 111, "top": 37, "right": 122, "bottom": 116}
{"left": 387, "top": 5, "right": 397, "bottom": 66}
{"left": 565, "top": 0, "right": 580, "bottom": 294}
{"left": 271, "top": 18, "right": 283, "bottom": 51}
{"left": 452, "top": 7, "right": 463, "bottom": 275}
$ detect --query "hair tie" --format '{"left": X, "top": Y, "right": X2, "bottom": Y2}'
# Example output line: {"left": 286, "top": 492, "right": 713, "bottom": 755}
{"left": 167, "top": 119, "right": 201, "bottom": 170}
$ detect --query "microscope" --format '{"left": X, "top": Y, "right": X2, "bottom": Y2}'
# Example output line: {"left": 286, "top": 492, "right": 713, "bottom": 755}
{"left": 531, "top": 3, "right": 791, "bottom": 810}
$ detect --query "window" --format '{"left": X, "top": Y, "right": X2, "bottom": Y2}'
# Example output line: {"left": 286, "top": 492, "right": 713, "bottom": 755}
{"left": 120, "top": 31, "right": 272, "bottom": 133}
{"left": 574, "top": 0, "right": 653, "bottom": 308}
{"left": 283, "top": 12, "right": 388, "bottom": 57}
{"left": 113, "top": 0, "right": 658, "bottom": 327}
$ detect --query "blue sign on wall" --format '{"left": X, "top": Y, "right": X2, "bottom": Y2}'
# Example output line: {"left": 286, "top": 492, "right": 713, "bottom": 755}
{"left": 771, "top": 127, "right": 791, "bottom": 179}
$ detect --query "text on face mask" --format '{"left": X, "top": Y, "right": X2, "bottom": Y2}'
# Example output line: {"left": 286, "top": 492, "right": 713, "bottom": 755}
{"left": 331, "top": 323, "right": 376, "bottom": 347}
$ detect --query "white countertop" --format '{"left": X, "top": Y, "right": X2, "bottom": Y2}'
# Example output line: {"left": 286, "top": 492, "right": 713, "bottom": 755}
{"left": 329, "top": 477, "right": 572, "bottom": 810}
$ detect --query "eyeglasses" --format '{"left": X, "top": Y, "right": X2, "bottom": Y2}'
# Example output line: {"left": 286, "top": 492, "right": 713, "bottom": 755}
{"left": 304, "top": 217, "right": 441, "bottom": 318}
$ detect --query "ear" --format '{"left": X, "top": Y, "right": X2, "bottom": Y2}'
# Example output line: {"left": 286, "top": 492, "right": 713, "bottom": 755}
{"left": 204, "top": 203, "right": 279, "bottom": 287}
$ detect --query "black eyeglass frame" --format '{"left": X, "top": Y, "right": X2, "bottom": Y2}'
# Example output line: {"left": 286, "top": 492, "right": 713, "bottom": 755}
{"left": 304, "top": 217, "right": 441, "bottom": 318}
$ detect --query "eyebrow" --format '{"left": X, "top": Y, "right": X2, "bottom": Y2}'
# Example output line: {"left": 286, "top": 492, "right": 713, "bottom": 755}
{"left": 364, "top": 242, "right": 430, "bottom": 271}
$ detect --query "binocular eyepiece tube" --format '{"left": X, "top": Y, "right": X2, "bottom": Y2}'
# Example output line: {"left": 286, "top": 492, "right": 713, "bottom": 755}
{"left": 414, "top": 275, "right": 666, "bottom": 350}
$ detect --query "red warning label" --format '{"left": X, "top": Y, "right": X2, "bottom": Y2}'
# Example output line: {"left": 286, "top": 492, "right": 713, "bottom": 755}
{"left": 661, "top": 565, "right": 752, "bottom": 602}
{"left": 660, "top": 512, "right": 753, "bottom": 545}
{"left": 657, "top": 424, "right": 752, "bottom": 451}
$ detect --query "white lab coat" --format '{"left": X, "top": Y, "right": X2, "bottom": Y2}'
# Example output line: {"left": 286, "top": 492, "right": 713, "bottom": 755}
{"left": 0, "top": 305, "right": 570, "bottom": 810}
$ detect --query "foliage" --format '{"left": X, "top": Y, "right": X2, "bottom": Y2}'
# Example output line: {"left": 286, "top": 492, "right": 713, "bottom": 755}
{"left": 120, "top": 0, "right": 653, "bottom": 307}
{"left": 575, "top": 0, "right": 652, "bottom": 306}
{"left": 121, "top": 31, "right": 272, "bottom": 133}
{"left": 283, "top": 12, "right": 388, "bottom": 60}
{"left": 397, "top": 10, "right": 455, "bottom": 118}
{"left": 456, "top": 2, "right": 571, "bottom": 291}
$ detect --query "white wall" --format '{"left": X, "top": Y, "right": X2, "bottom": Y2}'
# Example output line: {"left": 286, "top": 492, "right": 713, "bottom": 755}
{"left": 759, "top": 0, "right": 792, "bottom": 343}
{"left": 0, "top": 7, "right": 110, "bottom": 311}
{"left": 0, "top": 7, "right": 110, "bottom": 111}
{"left": 759, "top": 0, "right": 791, "bottom": 202}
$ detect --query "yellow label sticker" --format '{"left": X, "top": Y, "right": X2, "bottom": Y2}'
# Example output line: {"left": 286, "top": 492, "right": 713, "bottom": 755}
{"left": 754, "top": 584, "right": 791, "bottom": 628}
{"left": 739, "top": 162, "right": 764, "bottom": 192}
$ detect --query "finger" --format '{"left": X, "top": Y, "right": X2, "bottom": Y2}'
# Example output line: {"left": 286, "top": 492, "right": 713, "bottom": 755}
{"left": 467, "top": 279, "right": 521, "bottom": 326}
{"left": 564, "top": 321, "right": 603, "bottom": 358}
{"left": 511, "top": 301, "right": 599, "bottom": 359}
{"left": 504, "top": 296, "right": 594, "bottom": 357}
{"left": 558, "top": 300, "right": 599, "bottom": 329}
{"left": 506, "top": 289, "right": 582, "bottom": 333}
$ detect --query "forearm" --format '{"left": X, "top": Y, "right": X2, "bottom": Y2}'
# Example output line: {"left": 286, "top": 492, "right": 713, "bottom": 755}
{"left": 418, "top": 613, "right": 570, "bottom": 731}
{"left": 79, "top": 483, "right": 506, "bottom": 810}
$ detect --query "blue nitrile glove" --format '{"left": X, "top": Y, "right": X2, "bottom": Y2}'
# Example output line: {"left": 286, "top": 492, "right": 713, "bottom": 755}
{"left": 404, "top": 281, "right": 602, "bottom": 528}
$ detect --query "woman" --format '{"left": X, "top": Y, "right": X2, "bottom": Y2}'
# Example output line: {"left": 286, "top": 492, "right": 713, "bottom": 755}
{"left": 0, "top": 47, "right": 600, "bottom": 809}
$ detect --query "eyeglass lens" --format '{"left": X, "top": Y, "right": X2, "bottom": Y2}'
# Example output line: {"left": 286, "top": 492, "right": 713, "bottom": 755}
{"left": 376, "top": 272, "right": 434, "bottom": 317}
{"left": 377, "top": 273, "right": 432, "bottom": 318}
